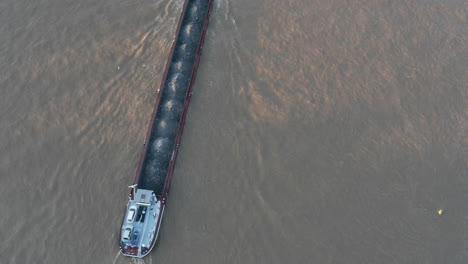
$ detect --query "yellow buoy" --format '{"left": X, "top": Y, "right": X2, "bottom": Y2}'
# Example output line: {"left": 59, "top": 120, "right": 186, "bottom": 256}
{"left": 438, "top": 209, "right": 443, "bottom": 215}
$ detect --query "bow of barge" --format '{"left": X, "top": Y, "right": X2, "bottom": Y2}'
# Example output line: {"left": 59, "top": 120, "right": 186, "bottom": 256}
{"left": 119, "top": 0, "right": 214, "bottom": 258}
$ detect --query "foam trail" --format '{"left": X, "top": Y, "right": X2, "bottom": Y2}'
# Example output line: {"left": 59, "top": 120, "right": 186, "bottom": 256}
{"left": 112, "top": 251, "right": 121, "bottom": 264}
{"left": 131, "top": 258, "right": 146, "bottom": 264}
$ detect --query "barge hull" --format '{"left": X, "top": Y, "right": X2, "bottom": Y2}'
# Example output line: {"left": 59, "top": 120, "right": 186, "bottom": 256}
{"left": 135, "top": 0, "right": 214, "bottom": 195}
{"left": 120, "top": 0, "right": 214, "bottom": 258}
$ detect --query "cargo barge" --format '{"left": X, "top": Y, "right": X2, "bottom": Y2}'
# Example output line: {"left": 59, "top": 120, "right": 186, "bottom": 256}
{"left": 119, "top": 0, "right": 214, "bottom": 258}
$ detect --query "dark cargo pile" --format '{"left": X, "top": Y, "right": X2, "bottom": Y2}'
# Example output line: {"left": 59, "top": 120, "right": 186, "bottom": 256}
{"left": 138, "top": 0, "right": 210, "bottom": 195}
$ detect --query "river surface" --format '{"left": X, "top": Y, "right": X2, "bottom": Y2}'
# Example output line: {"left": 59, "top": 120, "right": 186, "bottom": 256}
{"left": 1, "top": 0, "right": 467, "bottom": 263}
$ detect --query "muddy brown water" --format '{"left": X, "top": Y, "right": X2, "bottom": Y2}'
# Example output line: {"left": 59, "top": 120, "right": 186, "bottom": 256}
{"left": 1, "top": 0, "right": 466, "bottom": 263}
